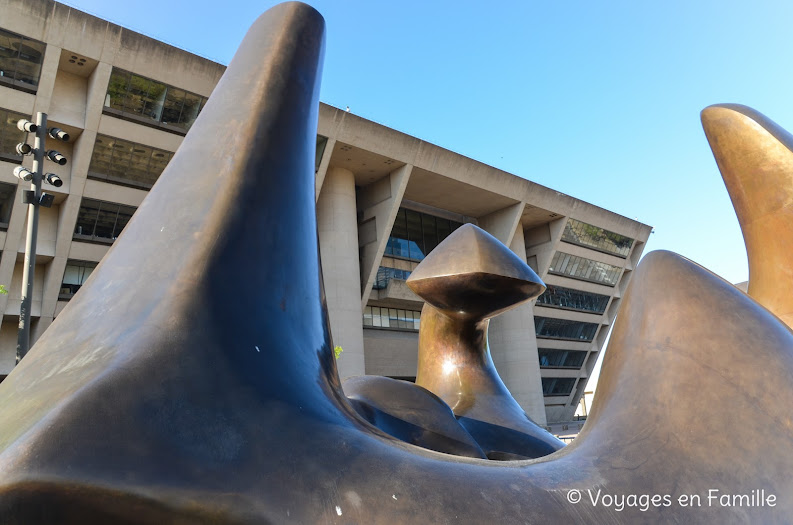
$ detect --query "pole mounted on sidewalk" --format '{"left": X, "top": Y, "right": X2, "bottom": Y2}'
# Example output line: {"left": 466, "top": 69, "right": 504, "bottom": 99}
{"left": 13, "top": 112, "right": 67, "bottom": 364}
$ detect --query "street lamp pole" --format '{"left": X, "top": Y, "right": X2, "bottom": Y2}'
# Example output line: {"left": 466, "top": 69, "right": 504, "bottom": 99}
{"left": 13, "top": 112, "right": 67, "bottom": 364}
{"left": 16, "top": 112, "right": 46, "bottom": 364}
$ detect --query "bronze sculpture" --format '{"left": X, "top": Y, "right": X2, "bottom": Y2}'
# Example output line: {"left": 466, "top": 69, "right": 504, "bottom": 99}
{"left": 0, "top": 2, "right": 791, "bottom": 523}
{"left": 407, "top": 224, "right": 563, "bottom": 459}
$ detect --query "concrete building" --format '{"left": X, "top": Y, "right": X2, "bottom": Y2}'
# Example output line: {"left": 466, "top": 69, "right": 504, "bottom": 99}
{"left": 0, "top": 0, "right": 652, "bottom": 424}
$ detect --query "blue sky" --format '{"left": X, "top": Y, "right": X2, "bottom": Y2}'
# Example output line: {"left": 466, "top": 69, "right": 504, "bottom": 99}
{"left": 60, "top": 0, "right": 793, "bottom": 285}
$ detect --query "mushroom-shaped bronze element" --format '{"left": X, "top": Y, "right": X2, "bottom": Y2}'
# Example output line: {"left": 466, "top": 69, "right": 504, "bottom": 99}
{"left": 701, "top": 104, "right": 793, "bottom": 327}
{"left": 407, "top": 224, "right": 564, "bottom": 459}
{"left": 1, "top": 2, "right": 793, "bottom": 521}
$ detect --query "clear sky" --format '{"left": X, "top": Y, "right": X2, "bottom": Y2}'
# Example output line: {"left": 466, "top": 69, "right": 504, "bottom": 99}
{"left": 58, "top": 0, "right": 793, "bottom": 285}
{"left": 56, "top": 0, "right": 793, "bottom": 390}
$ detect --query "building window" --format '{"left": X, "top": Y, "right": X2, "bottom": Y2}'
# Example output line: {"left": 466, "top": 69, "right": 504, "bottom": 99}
{"left": 363, "top": 306, "right": 421, "bottom": 331}
{"left": 534, "top": 316, "right": 598, "bottom": 342}
{"left": 542, "top": 377, "right": 577, "bottom": 397}
{"left": 549, "top": 251, "right": 621, "bottom": 287}
{"left": 385, "top": 207, "right": 462, "bottom": 261}
{"left": 88, "top": 134, "right": 173, "bottom": 189}
{"left": 538, "top": 349, "right": 587, "bottom": 369}
{"left": 373, "top": 266, "right": 411, "bottom": 290}
{"left": 562, "top": 218, "right": 634, "bottom": 258}
{"left": 104, "top": 68, "right": 207, "bottom": 133}
{"left": 60, "top": 260, "right": 97, "bottom": 299}
{"left": 0, "top": 107, "right": 29, "bottom": 162}
{"left": 0, "top": 28, "right": 45, "bottom": 92}
{"left": 0, "top": 182, "right": 16, "bottom": 230}
{"left": 73, "top": 198, "right": 137, "bottom": 244}
{"left": 535, "top": 285, "right": 610, "bottom": 314}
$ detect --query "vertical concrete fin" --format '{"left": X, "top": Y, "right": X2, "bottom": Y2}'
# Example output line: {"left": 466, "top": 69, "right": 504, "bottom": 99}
{"left": 487, "top": 220, "right": 548, "bottom": 426}
{"left": 315, "top": 138, "right": 336, "bottom": 202}
{"left": 477, "top": 202, "right": 524, "bottom": 247}
{"left": 358, "top": 164, "right": 412, "bottom": 309}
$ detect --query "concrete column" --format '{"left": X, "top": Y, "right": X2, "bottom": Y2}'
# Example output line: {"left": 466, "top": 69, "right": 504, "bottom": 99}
{"left": 485, "top": 218, "right": 548, "bottom": 426}
{"left": 357, "top": 164, "right": 412, "bottom": 308}
{"left": 317, "top": 166, "right": 365, "bottom": 379}
{"left": 315, "top": 138, "right": 336, "bottom": 202}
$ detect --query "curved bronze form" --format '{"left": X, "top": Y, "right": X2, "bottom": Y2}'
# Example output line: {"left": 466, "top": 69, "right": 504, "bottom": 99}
{"left": 701, "top": 104, "right": 793, "bottom": 327}
{"left": 407, "top": 224, "right": 563, "bottom": 459}
{"left": 343, "top": 375, "right": 487, "bottom": 459}
{"left": 0, "top": 3, "right": 792, "bottom": 522}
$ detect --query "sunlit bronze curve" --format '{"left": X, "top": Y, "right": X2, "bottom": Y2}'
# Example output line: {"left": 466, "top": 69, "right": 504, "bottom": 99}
{"left": 407, "top": 224, "right": 563, "bottom": 459}
{"left": 0, "top": 3, "right": 791, "bottom": 522}
{"left": 701, "top": 104, "right": 793, "bottom": 327}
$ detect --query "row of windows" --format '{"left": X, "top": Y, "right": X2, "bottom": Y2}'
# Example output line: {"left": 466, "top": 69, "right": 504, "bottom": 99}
{"left": 538, "top": 349, "right": 587, "bottom": 369}
{"left": 74, "top": 198, "right": 137, "bottom": 244}
{"left": 549, "top": 251, "right": 621, "bottom": 287}
{"left": 385, "top": 207, "right": 463, "bottom": 261}
{"left": 0, "top": 28, "right": 44, "bottom": 90}
{"left": 373, "top": 266, "right": 411, "bottom": 290}
{"left": 542, "top": 377, "right": 577, "bottom": 397}
{"left": 89, "top": 134, "right": 173, "bottom": 189}
{"left": 534, "top": 316, "right": 598, "bottom": 341}
{"left": 0, "top": 107, "right": 28, "bottom": 161}
{"left": 562, "top": 218, "right": 634, "bottom": 258}
{"left": 535, "top": 284, "right": 610, "bottom": 314}
{"left": 105, "top": 68, "right": 207, "bottom": 132}
{"left": 363, "top": 306, "right": 421, "bottom": 331}
{"left": 59, "top": 260, "right": 97, "bottom": 299}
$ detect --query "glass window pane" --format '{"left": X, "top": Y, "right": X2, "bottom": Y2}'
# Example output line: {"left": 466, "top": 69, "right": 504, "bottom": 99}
{"left": 0, "top": 31, "right": 20, "bottom": 81}
{"left": 0, "top": 107, "right": 26, "bottom": 158}
{"left": 108, "top": 139, "right": 133, "bottom": 181}
{"left": 113, "top": 205, "right": 136, "bottom": 238}
{"left": 88, "top": 135, "right": 114, "bottom": 177}
{"left": 406, "top": 209, "right": 424, "bottom": 260}
{"left": 161, "top": 87, "right": 185, "bottom": 126}
{"left": 126, "top": 74, "right": 152, "bottom": 116}
{"left": 562, "top": 218, "right": 634, "bottom": 258}
{"left": 179, "top": 92, "right": 202, "bottom": 129}
{"left": 128, "top": 145, "right": 154, "bottom": 186}
{"left": 106, "top": 69, "right": 130, "bottom": 110}
{"left": 74, "top": 199, "right": 100, "bottom": 236}
{"left": 93, "top": 202, "right": 118, "bottom": 240}
{"left": 422, "top": 214, "right": 438, "bottom": 255}
{"left": 0, "top": 182, "right": 14, "bottom": 225}
{"left": 436, "top": 218, "right": 451, "bottom": 244}
{"left": 14, "top": 37, "right": 44, "bottom": 86}
{"left": 142, "top": 80, "right": 166, "bottom": 121}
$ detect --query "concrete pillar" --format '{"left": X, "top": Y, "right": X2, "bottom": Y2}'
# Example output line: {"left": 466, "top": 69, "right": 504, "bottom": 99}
{"left": 315, "top": 138, "right": 336, "bottom": 202}
{"left": 357, "top": 164, "right": 412, "bottom": 308}
{"left": 317, "top": 166, "right": 365, "bottom": 379}
{"left": 484, "top": 216, "right": 548, "bottom": 426}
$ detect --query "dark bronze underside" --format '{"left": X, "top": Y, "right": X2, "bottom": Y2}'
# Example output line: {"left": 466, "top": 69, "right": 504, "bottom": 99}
{"left": 0, "top": 3, "right": 792, "bottom": 523}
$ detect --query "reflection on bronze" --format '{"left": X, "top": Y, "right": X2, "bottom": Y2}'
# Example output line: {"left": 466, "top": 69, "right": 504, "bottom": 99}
{"left": 0, "top": 2, "right": 792, "bottom": 521}
{"left": 344, "top": 375, "right": 486, "bottom": 458}
{"left": 701, "top": 104, "right": 793, "bottom": 327}
{"left": 407, "top": 224, "right": 563, "bottom": 459}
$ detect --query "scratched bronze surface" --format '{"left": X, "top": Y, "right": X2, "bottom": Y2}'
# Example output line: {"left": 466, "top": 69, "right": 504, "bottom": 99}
{"left": 0, "top": 3, "right": 792, "bottom": 523}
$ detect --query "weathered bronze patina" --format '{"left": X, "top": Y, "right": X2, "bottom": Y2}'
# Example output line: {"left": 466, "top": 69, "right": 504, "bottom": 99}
{"left": 0, "top": 3, "right": 792, "bottom": 523}
{"left": 407, "top": 224, "right": 563, "bottom": 459}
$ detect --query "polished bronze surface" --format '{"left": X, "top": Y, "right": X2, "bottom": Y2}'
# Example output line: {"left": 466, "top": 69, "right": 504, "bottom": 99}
{"left": 0, "top": 2, "right": 792, "bottom": 521}
{"left": 407, "top": 224, "right": 563, "bottom": 459}
{"left": 343, "top": 375, "right": 486, "bottom": 459}
{"left": 701, "top": 104, "right": 793, "bottom": 327}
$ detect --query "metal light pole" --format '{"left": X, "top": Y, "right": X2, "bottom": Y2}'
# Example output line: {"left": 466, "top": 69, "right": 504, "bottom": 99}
{"left": 14, "top": 112, "right": 67, "bottom": 364}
